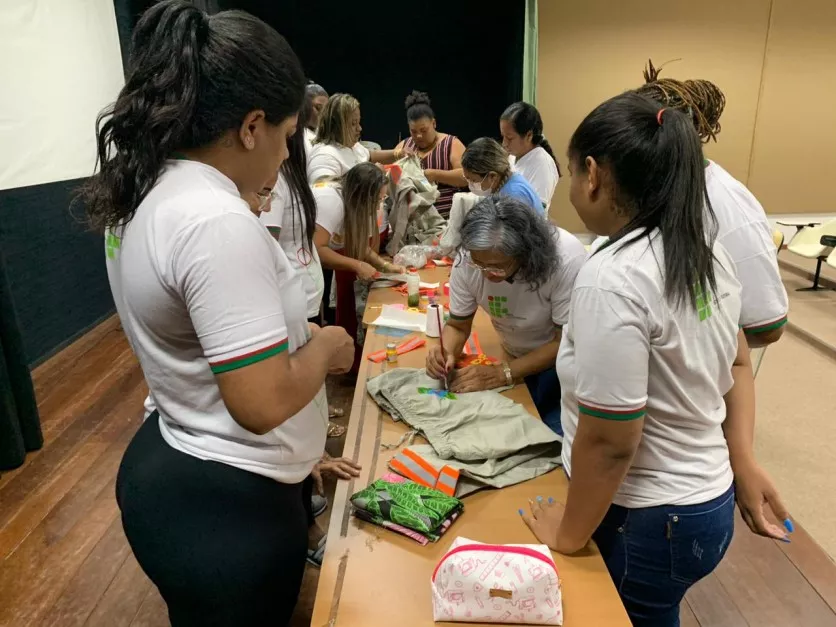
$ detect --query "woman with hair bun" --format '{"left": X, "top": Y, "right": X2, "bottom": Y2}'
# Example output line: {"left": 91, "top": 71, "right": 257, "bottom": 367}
{"left": 394, "top": 90, "right": 467, "bottom": 218}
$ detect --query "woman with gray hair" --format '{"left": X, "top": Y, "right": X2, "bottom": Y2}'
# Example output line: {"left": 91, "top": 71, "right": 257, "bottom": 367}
{"left": 302, "top": 82, "right": 328, "bottom": 151}
{"left": 426, "top": 195, "right": 586, "bottom": 434}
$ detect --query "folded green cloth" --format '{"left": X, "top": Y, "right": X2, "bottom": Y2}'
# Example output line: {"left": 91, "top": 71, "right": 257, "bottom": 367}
{"left": 350, "top": 479, "right": 463, "bottom": 537}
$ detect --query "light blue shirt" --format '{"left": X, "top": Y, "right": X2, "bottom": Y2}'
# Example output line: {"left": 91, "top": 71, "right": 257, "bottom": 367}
{"left": 500, "top": 173, "right": 545, "bottom": 215}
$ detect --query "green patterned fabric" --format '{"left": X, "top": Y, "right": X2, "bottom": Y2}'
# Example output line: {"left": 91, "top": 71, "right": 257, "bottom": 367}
{"left": 350, "top": 479, "right": 462, "bottom": 536}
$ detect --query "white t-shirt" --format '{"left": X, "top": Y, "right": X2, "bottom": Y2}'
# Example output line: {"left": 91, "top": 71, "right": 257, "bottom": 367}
{"left": 706, "top": 161, "right": 788, "bottom": 335}
{"left": 313, "top": 182, "right": 346, "bottom": 250}
{"left": 106, "top": 159, "right": 327, "bottom": 484}
{"left": 260, "top": 174, "right": 325, "bottom": 319}
{"left": 448, "top": 228, "right": 587, "bottom": 358}
{"left": 304, "top": 128, "right": 316, "bottom": 155}
{"left": 307, "top": 141, "right": 370, "bottom": 183}
{"left": 558, "top": 230, "right": 741, "bottom": 508}
{"left": 513, "top": 146, "right": 559, "bottom": 210}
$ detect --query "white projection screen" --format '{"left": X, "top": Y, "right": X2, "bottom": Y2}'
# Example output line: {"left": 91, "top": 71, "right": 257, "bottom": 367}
{"left": 0, "top": 0, "right": 125, "bottom": 191}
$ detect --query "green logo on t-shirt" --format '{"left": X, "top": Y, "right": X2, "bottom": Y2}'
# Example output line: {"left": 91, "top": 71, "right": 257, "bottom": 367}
{"left": 487, "top": 295, "right": 509, "bottom": 318}
{"left": 694, "top": 284, "right": 713, "bottom": 321}
{"left": 105, "top": 232, "right": 121, "bottom": 260}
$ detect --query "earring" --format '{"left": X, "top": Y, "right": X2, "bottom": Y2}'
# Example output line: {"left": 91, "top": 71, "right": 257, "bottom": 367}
{"left": 245, "top": 137, "right": 254, "bottom": 149}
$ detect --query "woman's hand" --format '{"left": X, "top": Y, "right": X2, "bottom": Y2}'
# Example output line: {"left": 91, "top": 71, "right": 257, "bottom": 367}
{"left": 734, "top": 460, "right": 793, "bottom": 541}
{"left": 311, "top": 453, "right": 362, "bottom": 495}
{"left": 384, "top": 263, "right": 406, "bottom": 275}
{"left": 355, "top": 261, "right": 380, "bottom": 281}
{"left": 449, "top": 364, "right": 506, "bottom": 393}
{"left": 521, "top": 496, "right": 565, "bottom": 552}
{"left": 424, "top": 168, "right": 440, "bottom": 183}
{"left": 426, "top": 344, "right": 455, "bottom": 381}
{"left": 321, "top": 326, "right": 355, "bottom": 374}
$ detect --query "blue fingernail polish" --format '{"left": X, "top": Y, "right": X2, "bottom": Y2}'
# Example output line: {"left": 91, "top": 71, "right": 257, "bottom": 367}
{"left": 784, "top": 518, "right": 795, "bottom": 533}
{"left": 548, "top": 497, "right": 554, "bottom": 504}
{"left": 779, "top": 536, "right": 791, "bottom": 543}
{"left": 537, "top": 496, "right": 543, "bottom": 502}
{"left": 518, "top": 509, "right": 524, "bottom": 516}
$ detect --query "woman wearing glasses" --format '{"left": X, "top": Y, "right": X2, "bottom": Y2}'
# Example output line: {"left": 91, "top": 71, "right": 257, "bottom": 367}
{"left": 425, "top": 195, "right": 586, "bottom": 434}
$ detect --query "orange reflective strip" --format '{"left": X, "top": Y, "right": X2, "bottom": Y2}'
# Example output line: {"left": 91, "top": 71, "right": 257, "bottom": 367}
{"left": 389, "top": 458, "right": 434, "bottom": 488}
{"left": 402, "top": 449, "right": 440, "bottom": 481}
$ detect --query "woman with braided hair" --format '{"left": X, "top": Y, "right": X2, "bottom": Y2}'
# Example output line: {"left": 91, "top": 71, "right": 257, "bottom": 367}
{"left": 500, "top": 101, "right": 561, "bottom": 210}
{"left": 636, "top": 59, "right": 788, "bottom": 349}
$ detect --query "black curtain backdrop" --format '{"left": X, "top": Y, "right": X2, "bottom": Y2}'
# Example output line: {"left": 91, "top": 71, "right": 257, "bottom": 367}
{"left": 0, "top": 249, "right": 42, "bottom": 469}
{"left": 114, "top": 0, "right": 526, "bottom": 147}
{"left": 0, "top": 178, "right": 115, "bottom": 366}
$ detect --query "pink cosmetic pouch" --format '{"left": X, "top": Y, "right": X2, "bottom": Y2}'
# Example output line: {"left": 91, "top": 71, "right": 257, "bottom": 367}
{"left": 431, "top": 536, "right": 563, "bottom": 625}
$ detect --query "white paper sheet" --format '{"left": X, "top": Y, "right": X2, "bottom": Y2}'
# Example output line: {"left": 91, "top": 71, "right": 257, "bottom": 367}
{"left": 369, "top": 304, "right": 427, "bottom": 333}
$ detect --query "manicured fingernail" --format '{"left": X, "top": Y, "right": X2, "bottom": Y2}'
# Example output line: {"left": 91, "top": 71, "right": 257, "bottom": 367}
{"left": 548, "top": 497, "right": 554, "bottom": 504}
{"left": 518, "top": 509, "right": 524, "bottom": 516}
{"left": 537, "top": 496, "right": 543, "bottom": 502}
{"left": 778, "top": 536, "right": 791, "bottom": 543}
{"left": 784, "top": 518, "right": 795, "bottom": 533}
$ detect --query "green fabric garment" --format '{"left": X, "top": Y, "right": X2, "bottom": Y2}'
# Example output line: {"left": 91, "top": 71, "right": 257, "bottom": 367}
{"left": 350, "top": 479, "right": 462, "bottom": 537}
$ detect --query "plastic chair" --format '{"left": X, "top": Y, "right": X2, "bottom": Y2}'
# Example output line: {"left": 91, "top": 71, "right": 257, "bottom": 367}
{"left": 786, "top": 219, "right": 836, "bottom": 290}
{"left": 826, "top": 238, "right": 836, "bottom": 270}
{"left": 772, "top": 229, "right": 785, "bottom": 251}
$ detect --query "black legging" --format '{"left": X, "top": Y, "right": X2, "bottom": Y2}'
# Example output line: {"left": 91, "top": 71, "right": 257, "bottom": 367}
{"left": 116, "top": 413, "right": 307, "bottom": 627}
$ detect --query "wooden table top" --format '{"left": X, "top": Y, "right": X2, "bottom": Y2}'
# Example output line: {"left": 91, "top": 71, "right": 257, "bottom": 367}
{"left": 312, "top": 267, "right": 630, "bottom": 626}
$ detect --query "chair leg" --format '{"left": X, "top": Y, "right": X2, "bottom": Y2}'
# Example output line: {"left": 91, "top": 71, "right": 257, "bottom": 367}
{"left": 796, "top": 257, "right": 827, "bottom": 291}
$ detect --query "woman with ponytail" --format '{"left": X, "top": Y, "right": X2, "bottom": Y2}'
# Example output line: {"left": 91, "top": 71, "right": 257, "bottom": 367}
{"left": 520, "top": 92, "right": 792, "bottom": 626}
{"left": 80, "top": 2, "right": 355, "bottom": 624}
{"left": 500, "top": 102, "right": 561, "bottom": 210}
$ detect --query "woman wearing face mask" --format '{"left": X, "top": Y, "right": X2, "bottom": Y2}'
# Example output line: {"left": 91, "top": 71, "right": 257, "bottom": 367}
{"left": 307, "top": 93, "right": 408, "bottom": 184}
{"left": 81, "top": 2, "right": 355, "bottom": 625}
{"left": 426, "top": 196, "right": 586, "bottom": 434}
{"left": 314, "top": 162, "right": 406, "bottom": 368}
{"left": 393, "top": 91, "right": 467, "bottom": 218}
{"left": 461, "top": 138, "right": 544, "bottom": 214}
{"left": 521, "top": 92, "right": 792, "bottom": 627}
{"left": 500, "top": 102, "right": 561, "bottom": 211}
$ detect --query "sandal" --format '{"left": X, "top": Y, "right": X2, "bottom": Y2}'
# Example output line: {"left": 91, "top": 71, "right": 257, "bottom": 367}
{"left": 306, "top": 535, "right": 327, "bottom": 568}
{"left": 312, "top": 494, "right": 328, "bottom": 518}
{"left": 327, "top": 421, "right": 346, "bottom": 438}
{"left": 329, "top": 407, "right": 345, "bottom": 419}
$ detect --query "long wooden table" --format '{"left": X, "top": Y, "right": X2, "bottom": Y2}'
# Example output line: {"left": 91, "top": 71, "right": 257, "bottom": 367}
{"left": 312, "top": 267, "right": 630, "bottom": 626}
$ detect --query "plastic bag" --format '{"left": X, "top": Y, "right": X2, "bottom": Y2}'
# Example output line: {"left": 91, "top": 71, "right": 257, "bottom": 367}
{"left": 393, "top": 244, "right": 444, "bottom": 269}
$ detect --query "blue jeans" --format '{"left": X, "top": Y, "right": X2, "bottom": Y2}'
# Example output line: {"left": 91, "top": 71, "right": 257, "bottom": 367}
{"left": 524, "top": 367, "right": 561, "bottom": 435}
{"left": 592, "top": 484, "right": 735, "bottom": 627}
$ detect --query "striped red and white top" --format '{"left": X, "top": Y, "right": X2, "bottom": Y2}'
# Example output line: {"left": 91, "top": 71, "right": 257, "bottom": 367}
{"left": 404, "top": 134, "right": 465, "bottom": 218}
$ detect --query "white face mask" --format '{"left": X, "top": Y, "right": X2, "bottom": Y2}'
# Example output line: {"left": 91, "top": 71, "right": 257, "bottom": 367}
{"left": 468, "top": 174, "right": 492, "bottom": 197}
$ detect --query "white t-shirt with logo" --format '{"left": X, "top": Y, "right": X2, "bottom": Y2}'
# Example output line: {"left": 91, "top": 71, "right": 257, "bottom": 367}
{"left": 106, "top": 159, "right": 327, "bottom": 484}
{"left": 307, "top": 141, "right": 370, "bottom": 184}
{"left": 260, "top": 174, "right": 325, "bottom": 319}
{"left": 448, "top": 228, "right": 587, "bottom": 358}
{"left": 706, "top": 160, "right": 788, "bottom": 335}
{"left": 304, "top": 128, "right": 316, "bottom": 155}
{"left": 313, "top": 182, "right": 346, "bottom": 250}
{"left": 513, "top": 146, "right": 559, "bottom": 210}
{"left": 558, "top": 231, "right": 741, "bottom": 508}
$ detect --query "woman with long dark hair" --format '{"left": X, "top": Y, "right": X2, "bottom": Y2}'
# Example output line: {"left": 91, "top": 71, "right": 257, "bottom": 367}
{"left": 79, "top": 2, "right": 354, "bottom": 624}
{"left": 521, "top": 92, "right": 792, "bottom": 626}
{"left": 500, "top": 101, "right": 561, "bottom": 210}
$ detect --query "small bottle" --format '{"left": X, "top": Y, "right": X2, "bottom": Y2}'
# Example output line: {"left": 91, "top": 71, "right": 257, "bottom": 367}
{"left": 406, "top": 270, "right": 420, "bottom": 308}
{"left": 386, "top": 342, "right": 398, "bottom": 363}
{"left": 419, "top": 294, "right": 429, "bottom": 312}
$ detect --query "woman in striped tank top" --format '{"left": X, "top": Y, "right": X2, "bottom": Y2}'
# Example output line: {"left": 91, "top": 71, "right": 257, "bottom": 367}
{"left": 395, "top": 91, "right": 467, "bottom": 218}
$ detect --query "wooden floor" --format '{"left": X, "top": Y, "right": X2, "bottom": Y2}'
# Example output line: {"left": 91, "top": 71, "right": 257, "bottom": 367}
{"left": 1, "top": 318, "right": 835, "bottom": 626}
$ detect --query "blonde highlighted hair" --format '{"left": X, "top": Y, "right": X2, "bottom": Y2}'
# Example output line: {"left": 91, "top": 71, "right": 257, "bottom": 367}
{"left": 324, "top": 162, "right": 387, "bottom": 260}
{"left": 315, "top": 93, "right": 360, "bottom": 148}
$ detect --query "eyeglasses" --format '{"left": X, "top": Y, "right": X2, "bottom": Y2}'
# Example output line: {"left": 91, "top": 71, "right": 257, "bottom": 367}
{"left": 256, "top": 190, "right": 278, "bottom": 211}
{"left": 467, "top": 259, "right": 512, "bottom": 277}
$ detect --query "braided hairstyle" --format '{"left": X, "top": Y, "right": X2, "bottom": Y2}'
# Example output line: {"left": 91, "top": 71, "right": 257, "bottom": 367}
{"left": 635, "top": 59, "right": 726, "bottom": 143}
